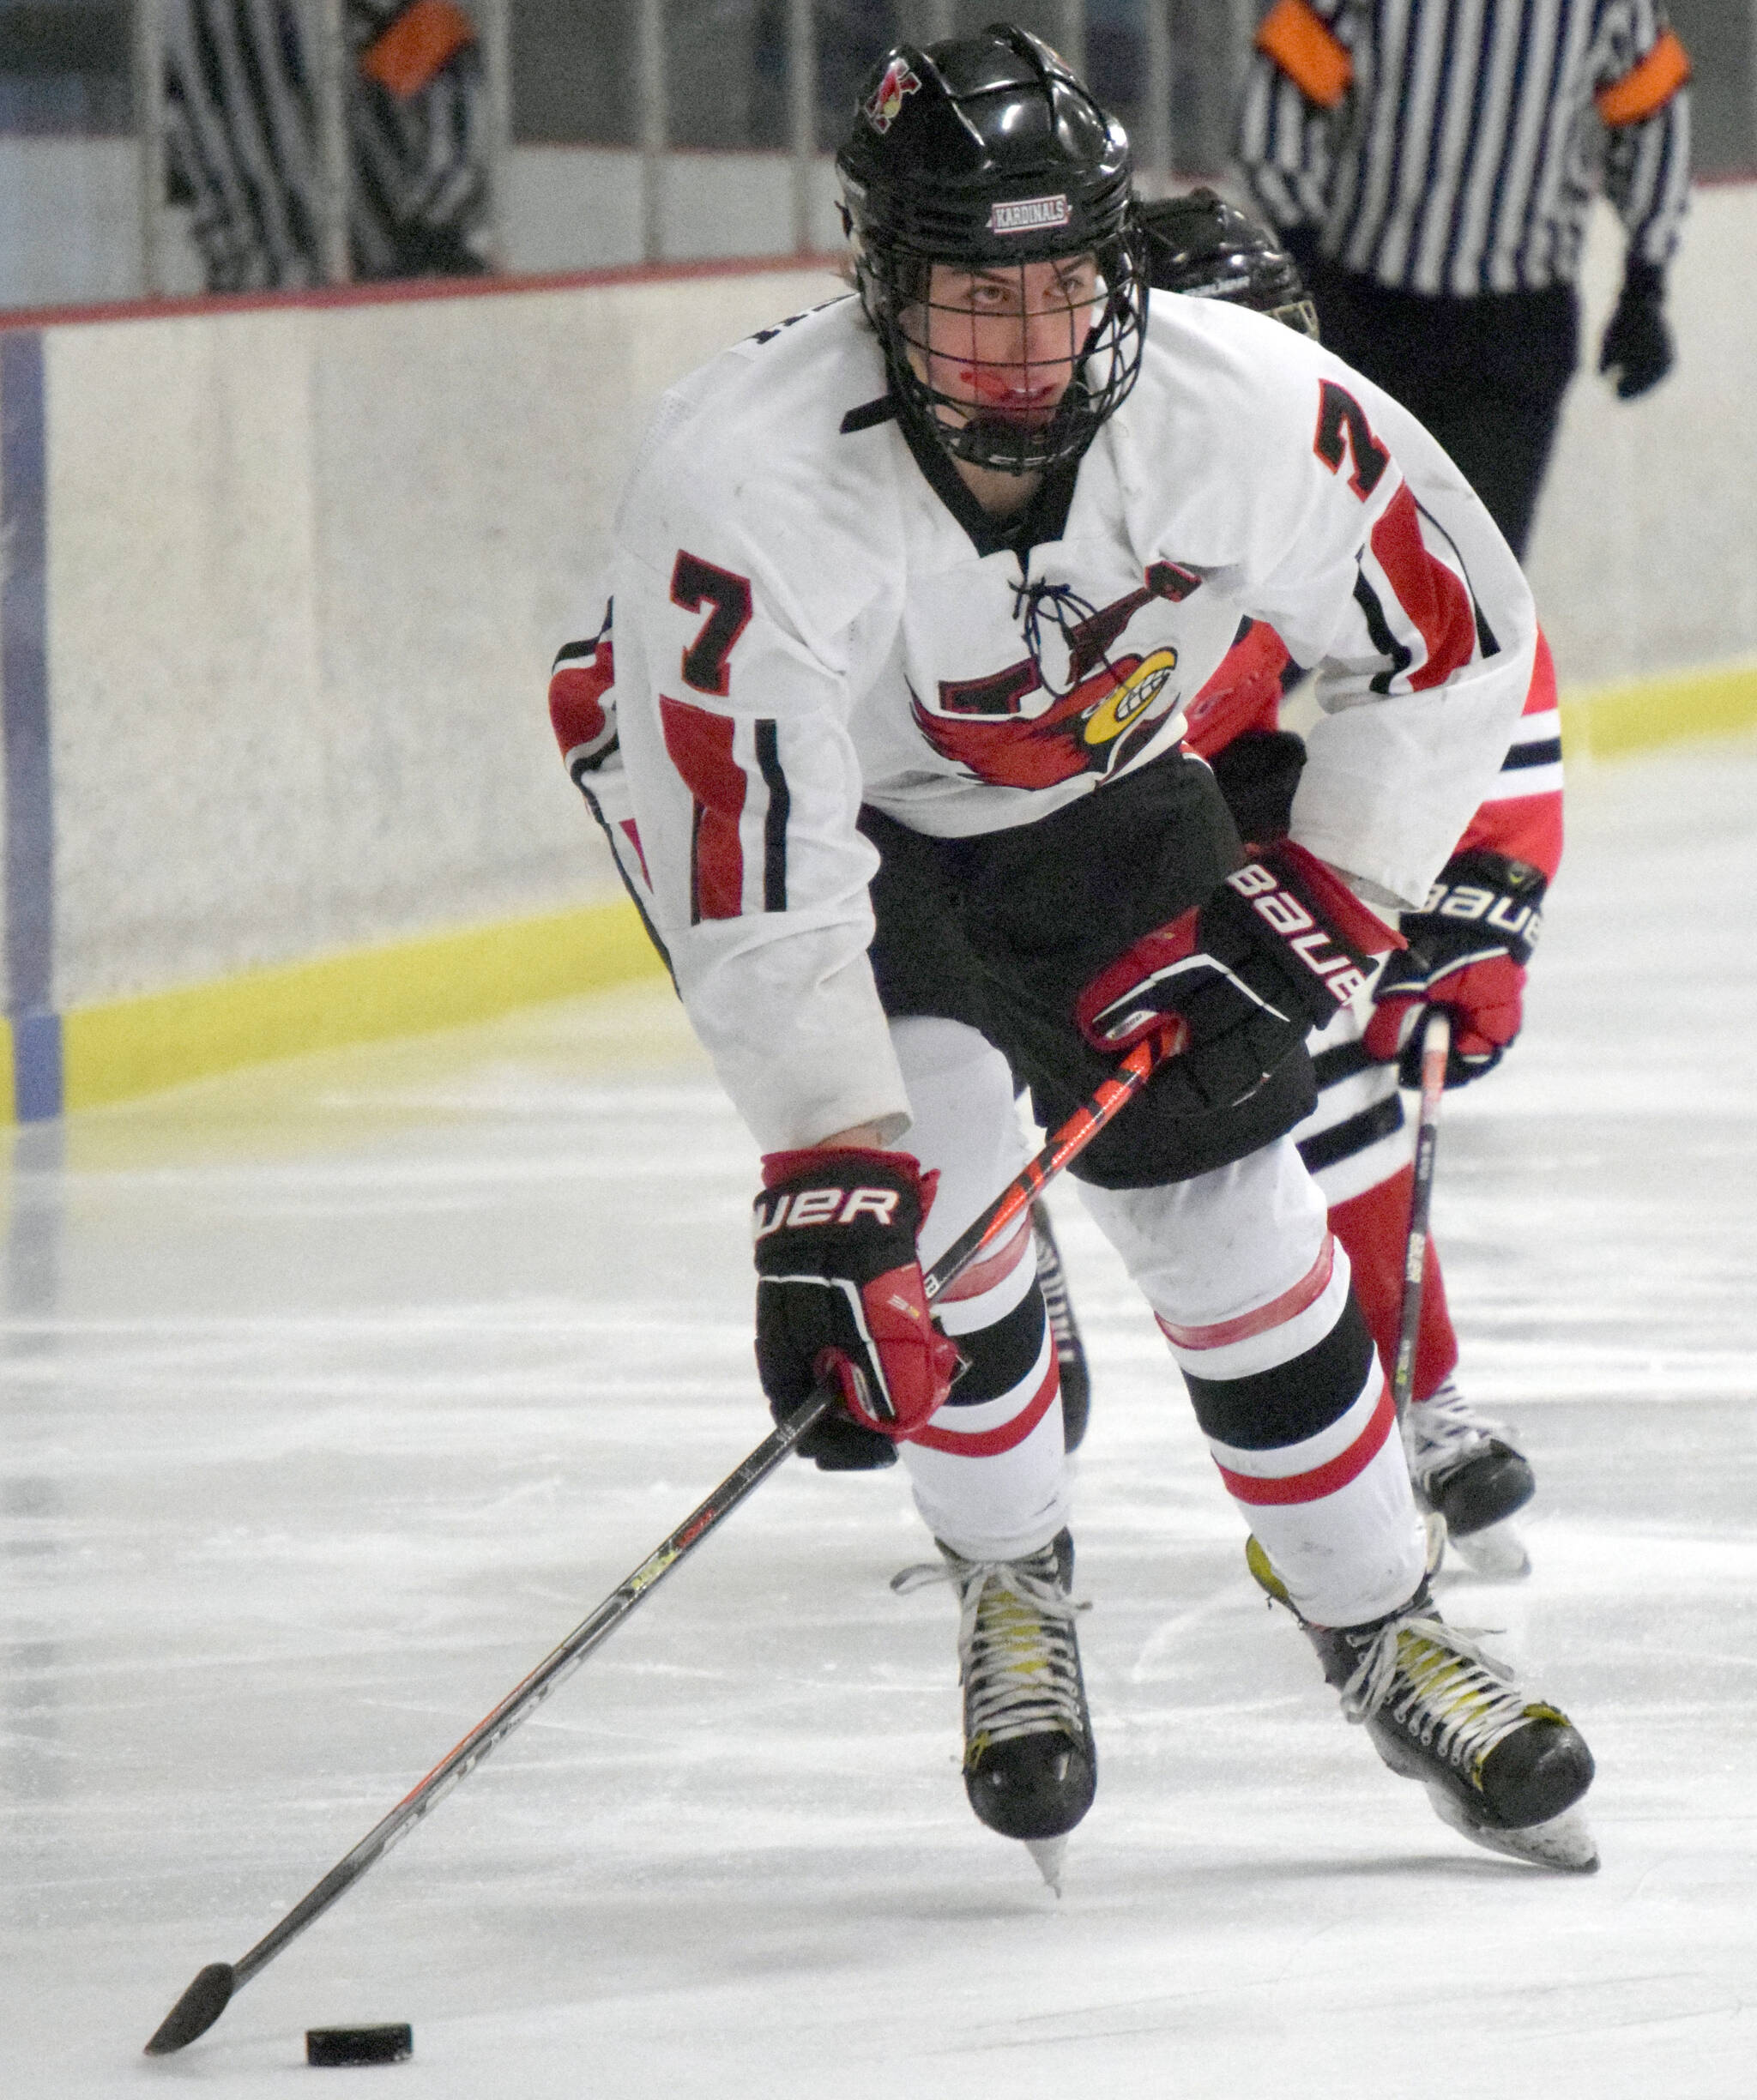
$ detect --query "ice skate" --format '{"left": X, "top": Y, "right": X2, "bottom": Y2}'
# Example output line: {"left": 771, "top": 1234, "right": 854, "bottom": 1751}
{"left": 1404, "top": 1378, "right": 1535, "bottom": 1577}
{"left": 1030, "top": 1200, "right": 1091, "bottom": 1452}
{"left": 893, "top": 1530, "right": 1096, "bottom": 1854}
{"left": 1247, "top": 1536, "right": 1597, "bottom": 1871}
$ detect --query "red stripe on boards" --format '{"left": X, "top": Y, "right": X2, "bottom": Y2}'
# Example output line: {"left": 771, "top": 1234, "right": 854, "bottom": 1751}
{"left": 1216, "top": 1379, "right": 1395, "bottom": 1506}
{"left": 660, "top": 696, "right": 746, "bottom": 919}
{"left": 1369, "top": 485, "right": 1477, "bottom": 692}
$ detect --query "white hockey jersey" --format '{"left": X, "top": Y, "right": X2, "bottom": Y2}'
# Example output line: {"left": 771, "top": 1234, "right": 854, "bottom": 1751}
{"left": 553, "top": 291, "right": 1536, "bottom": 1153}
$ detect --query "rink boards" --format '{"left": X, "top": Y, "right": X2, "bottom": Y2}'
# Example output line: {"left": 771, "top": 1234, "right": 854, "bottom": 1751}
{"left": 0, "top": 194, "right": 1754, "bottom": 1120}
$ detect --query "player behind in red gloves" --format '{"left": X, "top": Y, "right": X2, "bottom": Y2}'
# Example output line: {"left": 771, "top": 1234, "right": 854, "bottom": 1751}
{"left": 1140, "top": 188, "right": 1564, "bottom": 1574}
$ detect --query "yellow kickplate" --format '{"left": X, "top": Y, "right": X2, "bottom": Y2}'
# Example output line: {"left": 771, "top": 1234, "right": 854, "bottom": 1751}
{"left": 58, "top": 897, "right": 664, "bottom": 1114}
{"left": 1561, "top": 661, "right": 1757, "bottom": 762}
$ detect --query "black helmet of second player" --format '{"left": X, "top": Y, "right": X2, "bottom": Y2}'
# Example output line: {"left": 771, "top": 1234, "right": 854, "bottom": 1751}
{"left": 1136, "top": 186, "right": 1320, "bottom": 339}
{"left": 836, "top": 25, "right": 1146, "bottom": 477}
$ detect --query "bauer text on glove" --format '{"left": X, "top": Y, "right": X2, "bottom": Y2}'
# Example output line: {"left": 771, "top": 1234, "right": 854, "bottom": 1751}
{"left": 753, "top": 1149, "right": 962, "bottom": 1459}
{"left": 1075, "top": 839, "right": 1403, "bottom": 1111}
{"left": 1363, "top": 848, "right": 1545, "bottom": 1087}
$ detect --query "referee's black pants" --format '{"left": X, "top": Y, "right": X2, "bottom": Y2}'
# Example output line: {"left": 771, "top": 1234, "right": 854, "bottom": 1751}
{"left": 1307, "top": 261, "right": 1579, "bottom": 564}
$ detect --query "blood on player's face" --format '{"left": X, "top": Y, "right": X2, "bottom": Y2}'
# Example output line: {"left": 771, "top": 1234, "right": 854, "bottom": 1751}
{"left": 909, "top": 256, "right": 1102, "bottom": 430}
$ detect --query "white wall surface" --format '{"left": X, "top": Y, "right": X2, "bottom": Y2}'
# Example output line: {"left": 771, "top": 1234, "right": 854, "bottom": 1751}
{"left": 41, "top": 264, "right": 842, "bottom": 1009}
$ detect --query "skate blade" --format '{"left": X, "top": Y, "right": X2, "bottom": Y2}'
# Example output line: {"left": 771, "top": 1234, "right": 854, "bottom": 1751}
{"left": 1422, "top": 1511, "right": 1447, "bottom": 1577}
{"left": 1428, "top": 1786, "right": 1599, "bottom": 1873}
{"left": 1446, "top": 1517, "right": 1531, "bottom": 1579}
{"left": 1026, "top": 1836, "right": 1069, "bottom": 1895}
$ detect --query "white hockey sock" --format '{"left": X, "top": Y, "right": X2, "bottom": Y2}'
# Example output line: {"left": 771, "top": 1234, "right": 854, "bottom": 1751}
{"left": 1081, "top": 1142, "right": 1426, "bottom": 1626}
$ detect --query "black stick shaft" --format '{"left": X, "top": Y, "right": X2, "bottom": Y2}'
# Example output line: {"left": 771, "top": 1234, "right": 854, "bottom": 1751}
{"left": 1391, "top": 1009, "right": 1451, "bottom": 1421}
{"left": 154, "top": 1026, "right": 1175, "bottom": 2043}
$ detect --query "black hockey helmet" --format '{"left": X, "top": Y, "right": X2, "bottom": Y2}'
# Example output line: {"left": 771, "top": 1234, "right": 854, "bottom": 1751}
{"left": 1137, "top": 187, "right": 1319, "bottom": 338}
{"left": 836, "top": 24, "right": 1146, "bottom": 476}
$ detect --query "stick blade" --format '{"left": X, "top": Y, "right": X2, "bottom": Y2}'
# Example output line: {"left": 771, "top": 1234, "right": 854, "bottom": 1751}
{"left": 143, "top": 1962, "right": 236, "bottom": 2055}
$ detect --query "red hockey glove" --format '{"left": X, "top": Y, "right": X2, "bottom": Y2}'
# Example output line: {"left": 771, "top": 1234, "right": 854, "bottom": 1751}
{"left": 1363, "top": 849, "right": 1547, "bottom": 1087}
{"left": 753, "top": 1148, "right": 961, "bottom": 1469}
{"left": 1076, "top": 840, "right": 1402, "bottom": 1112}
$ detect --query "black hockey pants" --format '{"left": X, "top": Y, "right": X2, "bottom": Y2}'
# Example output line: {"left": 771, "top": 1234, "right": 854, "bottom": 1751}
{"left": 862, "top": 749, "right": 1316, "bottom": 1192}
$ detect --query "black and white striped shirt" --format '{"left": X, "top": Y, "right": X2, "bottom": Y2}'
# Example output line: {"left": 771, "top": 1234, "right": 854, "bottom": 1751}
{"left": 165, "top": 0, "right": 488, "bottom": 292}
{"left": 1234, "top": 0, "right": 1692, "bottom": 297}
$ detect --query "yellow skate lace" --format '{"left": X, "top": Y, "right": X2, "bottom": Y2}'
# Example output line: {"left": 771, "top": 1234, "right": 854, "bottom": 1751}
{"left": 892, "top": 1548, "right": 1088, "bottom": 1759}
{"left": 1343, "top": 1614, "right": 1552, "bottom": 1780}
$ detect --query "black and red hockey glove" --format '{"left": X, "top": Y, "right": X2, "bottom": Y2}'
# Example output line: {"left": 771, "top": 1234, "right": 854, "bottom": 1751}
{"left": 1363, "top": 848, "right": 1546, "bottom": 1087}
{"left": 753, "top": 1148, "right": 962, "bottom": 1471}
{"left": 1076, "top": 839, "right": 1403, "bottom": 1111}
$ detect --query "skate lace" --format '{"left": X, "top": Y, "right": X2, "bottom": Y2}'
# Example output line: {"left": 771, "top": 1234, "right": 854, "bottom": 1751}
{"left": 1340, "top": 1612, "right": 1534, "bottom": 1778}
{"left": 1402, "top": 1379, "right": 1511, "bottom": 1473}
{"left": 892, "top": 1548, "right": 1089, "bottom": 1754}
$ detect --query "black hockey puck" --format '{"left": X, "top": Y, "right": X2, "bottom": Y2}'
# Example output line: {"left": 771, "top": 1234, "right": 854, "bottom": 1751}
{"left": 305, "top": 2025, "right": 414, "bottom": 2067}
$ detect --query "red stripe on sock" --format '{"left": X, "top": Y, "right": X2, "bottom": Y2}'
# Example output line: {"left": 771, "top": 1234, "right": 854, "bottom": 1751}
{"left": 1215, "top": 1379, "right": 1394, "bottom": 1506}
{"left": 912, "top": 1352, "right": 1060, "bottom": 1457}
{"left": 1158, "top": 1234, "right": 1336, "bottom": 1352}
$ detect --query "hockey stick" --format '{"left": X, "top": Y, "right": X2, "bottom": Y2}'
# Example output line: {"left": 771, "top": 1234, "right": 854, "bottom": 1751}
{"left": 1389, "top": 1008, "right": 1452, "bottom": 1420}
{"left": 145, "top": 1025, "right": 1180, "bottom": 2055}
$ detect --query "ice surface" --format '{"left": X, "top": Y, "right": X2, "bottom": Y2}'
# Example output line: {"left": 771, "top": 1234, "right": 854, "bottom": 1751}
{"left": 3, "top": 739, "right": 1754, "bottom": 2097}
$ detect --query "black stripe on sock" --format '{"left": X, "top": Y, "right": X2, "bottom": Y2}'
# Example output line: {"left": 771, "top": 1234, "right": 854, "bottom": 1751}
{"left": 1501, "top": 736, "right": 1562, "bottom": 770}
{"left": 1297, "top": 1092, "right": 1405, "bottom": 1174}
{"left": 1310, "top": 1038, "right": 1380, "bottom": 1089}
{"left": 1184, "top": 1294, "right": 1376, "bottom": 1451}
{"left": 943, "top": 1282, "right": 1048, "bottom": 1409}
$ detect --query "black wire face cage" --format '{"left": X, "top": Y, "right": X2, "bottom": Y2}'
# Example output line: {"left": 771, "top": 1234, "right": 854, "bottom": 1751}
{"left": 860, "top": 229, "right": 1149, "bottom": 477}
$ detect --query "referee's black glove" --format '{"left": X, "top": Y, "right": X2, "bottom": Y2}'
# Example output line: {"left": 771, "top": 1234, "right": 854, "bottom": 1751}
{"left": 1598, "top": 258, "right": 1674, "bottom": 401}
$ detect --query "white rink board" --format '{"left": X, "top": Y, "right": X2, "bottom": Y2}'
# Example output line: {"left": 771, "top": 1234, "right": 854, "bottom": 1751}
{"left": 40, "top": 264, "right": 841, "bottom": 1010}
{"left": 2, "top": 734, "right": 1754, "bottom": 2098}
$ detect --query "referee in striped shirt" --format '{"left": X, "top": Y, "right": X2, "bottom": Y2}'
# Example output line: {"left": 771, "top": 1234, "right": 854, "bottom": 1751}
{"left": 1235, "top": 0, "right": 1692, "bottom": 558}
{"left": 165, "top": 0, "right": 490, "bottom": 291}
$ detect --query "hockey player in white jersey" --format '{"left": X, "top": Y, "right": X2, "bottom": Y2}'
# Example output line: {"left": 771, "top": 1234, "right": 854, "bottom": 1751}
{"left": 555, "top": 26, "right": 1597, "bottom": 1877}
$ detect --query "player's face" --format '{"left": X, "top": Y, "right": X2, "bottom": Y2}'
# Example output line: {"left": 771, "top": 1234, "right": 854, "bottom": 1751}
{"left": 909, "top": 256, "right": 1102, "bottom": 432}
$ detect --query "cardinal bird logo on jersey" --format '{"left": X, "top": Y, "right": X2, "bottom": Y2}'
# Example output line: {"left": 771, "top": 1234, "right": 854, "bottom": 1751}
{"left": 911, "top": 564, "right": 1201, "bottom": 791}
{"left": 864, "top": 58, "right": 922, "bottom": 133}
